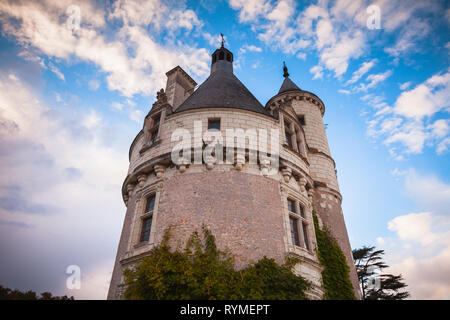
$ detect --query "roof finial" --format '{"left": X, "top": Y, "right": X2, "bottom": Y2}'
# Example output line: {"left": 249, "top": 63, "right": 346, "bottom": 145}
{"left": 283, "top": 61, "right": 289, "bottom": 78}
{"left": 220, "top": 33, "right": 225, "bottom": 48}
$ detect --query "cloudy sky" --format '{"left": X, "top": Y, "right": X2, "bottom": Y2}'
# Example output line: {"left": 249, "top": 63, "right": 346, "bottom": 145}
{"left": 0, "top": 0, "right": 449, "bottom": 299}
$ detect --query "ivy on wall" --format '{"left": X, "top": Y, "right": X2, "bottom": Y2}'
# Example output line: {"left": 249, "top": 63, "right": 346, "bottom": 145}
{"left": 123, "top": 226, "right": 311, "bottom": 300}
{"left": 313, "top": 211, "right": 356, "bottom": 300}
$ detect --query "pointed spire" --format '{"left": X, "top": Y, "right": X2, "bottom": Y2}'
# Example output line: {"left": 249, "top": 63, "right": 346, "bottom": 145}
{"left": 220, "top": 33, "right": 225, "bottom": 48}
{"left": 283, "top": 61, "right": 289, "bottom": 78}
{"left": 278, "top": 61, "right": 301, "bottom": 94}
{"left": 211, "top": 34, "right": 233, "bottom": 74}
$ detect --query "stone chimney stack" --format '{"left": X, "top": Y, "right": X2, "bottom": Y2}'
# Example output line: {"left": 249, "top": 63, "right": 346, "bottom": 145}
{"left": 165, "top": 66, "right": 197, "bottom": 111}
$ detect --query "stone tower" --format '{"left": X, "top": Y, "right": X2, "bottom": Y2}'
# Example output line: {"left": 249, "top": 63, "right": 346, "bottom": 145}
{"left": 108, "top": 43, "right": 361, "bottom": 300}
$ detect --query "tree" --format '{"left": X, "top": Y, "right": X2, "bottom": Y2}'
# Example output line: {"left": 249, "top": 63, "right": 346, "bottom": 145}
{"left": 123, "top": 226, "right": 311, "bottom": 300}
{"left": 352, "top": 246, "right": 409, "bottom": 300}
{"left": 0, "top": 285, "right": 74, "bottom": 300}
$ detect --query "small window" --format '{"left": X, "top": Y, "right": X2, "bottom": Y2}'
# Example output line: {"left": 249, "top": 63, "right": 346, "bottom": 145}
{"left": 140, "top": 216, "right": 152, "bottom": 242}
{"left": 146, "top": 195, "right": 155, "bottom": 213}
{"left": 287, "top": 199, "right": 296, "bottom": 213}
{"left": 290, "top": 217, "right": 300, "bottom": 246}
{"left": 227, "top": 53, "right": 231, "bottom": 62}
{"left": 219, "top": 51, "right": 224, "bottom": 60}
{"left": 208, "top": 119, "right": 220, "bottom": 131}
{"left": 213, "top": 54, "right": 217, "bottom": 63}
{"left": 298, "top": 115, "right": 305, "bottom": 126}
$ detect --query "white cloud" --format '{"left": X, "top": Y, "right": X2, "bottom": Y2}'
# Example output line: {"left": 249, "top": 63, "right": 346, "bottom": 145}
{"left": 0, "top": 0, "right": 210, "bottom": 97}
{"left": 310, "top": 65, "right": 323, "bottom": 80}
{"left": 380, "top": 170, "right": 450, "bottom": 299}
{"left": 384, "top": 211, "right": 450, "bottom": 299}
{"left": 388, "top": 212, "right": 448, "bottom": 246}
{"left": 242, "top": 44, "right": 263, "bottom": 53}
{"left": 82, "top": 109, "right": 102, "bottom": 129}
{"left": 88, "top": 79, "right": 100, "bottom": 91}
{"left": 399, "top": 81, "right": 412, "bottom": 90}
{"left": 394, "top": 70, "right": 450, "bottom": 119}
{"left": 0, "top": 71, "right": 129, "bottom": 299}
{"left": 346, "top": 59, "right": 377, "bottom": 85}
{"left": 111, "top": 102, "right": 124, "bottom": 111}
{"left": 384, "top": 120, "right": 427, "bottom": 154}
{"left": 365, "top": 69, "right": 450, "bottom": 155}
{"left": 62, "top": 260, "right": 113, "bottom": 299}
{"left": 376, "top": 236, "right": 385, "bottom": 246}
{"left": 48, "top": 63, "right": 65, "bottom": 81}
{"left": 129, "top": 109, "right": 143, "bottom": 123}
{"left": 229, "top": 0, "right": 445, "bottom": 80}
{"left": 357, "top": 70, "right": 393, "bottom": 92}
{"left": 387, "top": 246, "right": 450, "bottom": 299}
{"left": 403, "top": 169, "right": 450, "bottom": 217}
{"left": 229, "top": 0, "right": 271, "bottom": 22}
{"left": 385, "top": 19, "right": 432, "bottom": 57}
{"left": 437, "top": 137, "right": 450, "bottom": 154}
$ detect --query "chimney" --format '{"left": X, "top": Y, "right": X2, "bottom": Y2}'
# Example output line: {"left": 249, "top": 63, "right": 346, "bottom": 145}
{"left": 165, "top": 66, "right": 197, "bottom": 110}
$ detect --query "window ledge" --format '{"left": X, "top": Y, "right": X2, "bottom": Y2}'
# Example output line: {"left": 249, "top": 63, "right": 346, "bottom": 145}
{"left": 140, "top": 138, "right": 161, "bottom": 154}
{"left": 134, "top": 241, "right": 149, "bottom": 249}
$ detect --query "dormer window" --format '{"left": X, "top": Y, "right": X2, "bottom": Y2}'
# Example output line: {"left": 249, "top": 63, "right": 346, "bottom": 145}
{"left": 147, "top": 112, "right": 161, "bottom": 146}
{"left": 153, "top": 114, "right": 160, "bottom": 127}
{"left": 283, "top": 117, "right": 307, "bottom": 158}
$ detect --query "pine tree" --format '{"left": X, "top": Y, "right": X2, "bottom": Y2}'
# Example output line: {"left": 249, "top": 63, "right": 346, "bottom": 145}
{"left": 353, "top": 246, "right": 409, "bottom": 300}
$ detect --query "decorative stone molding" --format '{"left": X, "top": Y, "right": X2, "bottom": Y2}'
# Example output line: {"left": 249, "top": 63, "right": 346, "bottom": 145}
{"left": 281, "top": 167, "right": 292, "bottom": 183}
{"left": 137, "top": 174, "right": 147, "bottom": 187}
{"left": 154, "top": 164, "right": 166, "bottom": 178}
{"left": 177, "top": 157, "right": 190, "bottom": 173}
{"left": 307, "top": 188, "right": 315, "bottom": 203}
{"left": 259, "top": 156, "right": 271, "bottom": 176}
{"left": 299, "top": 177, "right": 307, "bottom": 193}
{"left": 126, "top": 183, "right": 135, "bottom": 197}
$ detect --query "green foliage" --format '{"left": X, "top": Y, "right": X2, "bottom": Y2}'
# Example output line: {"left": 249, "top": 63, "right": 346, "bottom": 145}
{"left": 353, "top": 246, "right": 409, "bottom": 300}
{"left": 313, "top": 212, "right": 356, "bottom": 300}
{"left": 124, "top": 225, "right": 310, "bottom": 300}
{"left": 0, "top": 285, "right": 74, "bottom": 300}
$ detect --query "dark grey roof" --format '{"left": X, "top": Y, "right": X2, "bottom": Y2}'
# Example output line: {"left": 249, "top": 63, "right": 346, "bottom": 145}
{"left": 278, "top": 77, "right": 302, "bottom": 94}
{"left": 175, "top": 69, "right": 270, "bottom": 115}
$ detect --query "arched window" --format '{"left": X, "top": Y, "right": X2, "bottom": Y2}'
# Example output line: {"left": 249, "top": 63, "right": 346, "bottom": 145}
{"left": 219, "top": 51, "right": 224, "bottom": 60}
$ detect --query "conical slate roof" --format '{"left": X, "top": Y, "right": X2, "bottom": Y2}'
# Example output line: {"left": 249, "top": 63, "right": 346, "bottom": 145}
{"left": 175, "top": 43, "right": 269, "bottom": 116}
{"left": 176, "top": 70, "right": 269, "bottom": 115}
{"left": 278, "top": 76, "right": 302, "bottom": 94}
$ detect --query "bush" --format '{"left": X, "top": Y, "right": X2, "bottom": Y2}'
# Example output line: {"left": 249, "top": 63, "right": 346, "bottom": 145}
{"left": 124, "top": 225, "right": 310, "bottom": 300}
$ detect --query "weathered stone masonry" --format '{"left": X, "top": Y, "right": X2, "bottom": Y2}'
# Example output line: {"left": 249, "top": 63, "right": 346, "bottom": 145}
{"left": 108, "top": 43, "right": 361, "bottom": 300}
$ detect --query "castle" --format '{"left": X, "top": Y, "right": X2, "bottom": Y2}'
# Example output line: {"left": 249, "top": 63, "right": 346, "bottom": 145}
{"left": 108, "top": 42, "right": 361, "bottom": 299}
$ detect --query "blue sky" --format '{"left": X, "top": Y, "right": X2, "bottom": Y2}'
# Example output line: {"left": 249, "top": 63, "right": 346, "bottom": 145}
{"left": 0, "top": 0, "right": 449, "bottom": 299}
